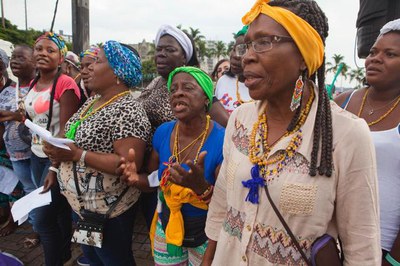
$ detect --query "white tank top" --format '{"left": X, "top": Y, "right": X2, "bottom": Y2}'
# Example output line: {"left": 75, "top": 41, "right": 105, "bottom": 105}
{"left": 343, "top": 92, "right": 400, "bottom": 251}
{"left": 370, "top": 126, "right": 400, "bottom": 251}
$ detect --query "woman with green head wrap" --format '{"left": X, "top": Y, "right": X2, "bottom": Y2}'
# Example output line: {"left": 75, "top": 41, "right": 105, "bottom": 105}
{"left": 118, "top": 66, "right": 225, "bottom": 265}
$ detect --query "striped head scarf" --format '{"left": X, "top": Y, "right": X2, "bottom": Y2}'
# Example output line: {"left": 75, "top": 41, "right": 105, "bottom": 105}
{"left": 80, "top": 46, "right": 100, "bottom": 60}
{"left": 35, "top": 32, "right": 68, "bottom": 56}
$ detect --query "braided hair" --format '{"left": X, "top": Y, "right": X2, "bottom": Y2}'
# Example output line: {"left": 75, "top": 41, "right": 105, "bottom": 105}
{"left": 270, "top": 0, "right": 333, "bottom": 177}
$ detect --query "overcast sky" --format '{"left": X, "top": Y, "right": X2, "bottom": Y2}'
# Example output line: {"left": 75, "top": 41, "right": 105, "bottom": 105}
{"left": 4, "top": 0, "right": 365, "bottom": 87}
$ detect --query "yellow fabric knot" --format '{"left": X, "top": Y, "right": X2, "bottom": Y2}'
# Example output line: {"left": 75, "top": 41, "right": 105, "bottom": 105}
{"left": 242, "top": 0, "right": 324, "bottom": 76}
{"left": 149, "top": 183, "right": 208, "bottom": 254}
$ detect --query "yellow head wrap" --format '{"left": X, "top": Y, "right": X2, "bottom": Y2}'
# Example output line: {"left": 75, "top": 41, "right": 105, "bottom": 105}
{"left": 242, "top": 0, "right": 324, "bottom": 76}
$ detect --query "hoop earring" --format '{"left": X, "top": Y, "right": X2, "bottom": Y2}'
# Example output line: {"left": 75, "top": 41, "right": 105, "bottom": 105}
{"left": 290, "top": 75, "right": 304, "bottom": 111}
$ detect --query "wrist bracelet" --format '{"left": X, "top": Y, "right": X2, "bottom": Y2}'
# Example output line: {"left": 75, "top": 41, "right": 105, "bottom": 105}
{"left": 197, "top": 185, "right": 214, "bottom": 200}
{"left": 79, "top": 150, "right": 87, "bottom": 166}
{"left": 386, "top": 253, "right": 400, "bottom": 266}
{"left": 48, "top": 166, "right": 59, "bottom": 175}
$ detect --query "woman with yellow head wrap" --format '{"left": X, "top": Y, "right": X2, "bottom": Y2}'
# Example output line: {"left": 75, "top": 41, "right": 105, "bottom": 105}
{"left": 203, "top": 0, "right": 380, "bottom": 265}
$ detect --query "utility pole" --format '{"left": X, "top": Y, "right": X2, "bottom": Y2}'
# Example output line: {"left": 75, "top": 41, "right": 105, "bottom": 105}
{"left": 1, "top": 0, "right": 5, "bottom": 29}
{"left": 71, "top": 0, "right": 90, "bottom": 54}
{"left": 24, "top": 0, "right": 27, "bottom": 30}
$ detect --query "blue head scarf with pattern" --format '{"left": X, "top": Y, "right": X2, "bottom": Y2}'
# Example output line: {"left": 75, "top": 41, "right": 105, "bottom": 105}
{"left": 103, "top": 41, "right": 142, "bottom": 88}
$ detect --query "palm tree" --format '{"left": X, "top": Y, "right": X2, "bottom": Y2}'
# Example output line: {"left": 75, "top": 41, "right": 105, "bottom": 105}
{"left": 214, "top": 41, "right": 227, "bottom": 60}
{"left": 349, "top": 67, "right": 365, "bottom": 89}
{"left": 188, "top": 27, "right": 205, "bottom": 45}
{"left": 197, "top": 39, "right": 208, "bottom": 60}
{"left": 326, "top": 54, "right": 349, "bottom": 80}
{"left": 227, "top": 41, "right": 235, "bottom": 54}
{"left": 175, "top": 25, "right": 206, "bottom": 60}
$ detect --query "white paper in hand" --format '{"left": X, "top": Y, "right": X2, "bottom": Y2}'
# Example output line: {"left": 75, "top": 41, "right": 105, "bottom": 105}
{"left": 24, "top": 119, "right": 74, "bottom": 150}
{"left": 11, "top": 186, "right": 52, "bottom": 225}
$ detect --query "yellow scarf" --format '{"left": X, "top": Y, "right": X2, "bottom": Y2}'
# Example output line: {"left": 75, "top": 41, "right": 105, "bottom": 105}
{"left": 242, "top": 0, "right": 324, "bottom": 76}
{"left": 150, "top": 182, "right": 208, "bottom": 255}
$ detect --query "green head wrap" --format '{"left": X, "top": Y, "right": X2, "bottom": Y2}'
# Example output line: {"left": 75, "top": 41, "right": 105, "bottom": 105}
{"left": 167, "top": 66, "right": 213, "bottom": 110}
{"left": 235, "top": 25, "right": 249, "bottom": 38}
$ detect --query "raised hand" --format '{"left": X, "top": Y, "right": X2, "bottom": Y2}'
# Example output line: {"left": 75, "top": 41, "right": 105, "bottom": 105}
{"left": 118, "top": 148, "right": 140, "bottom": 186}
{"left": 169, "top": 151, "right": 209, "bottom": 195}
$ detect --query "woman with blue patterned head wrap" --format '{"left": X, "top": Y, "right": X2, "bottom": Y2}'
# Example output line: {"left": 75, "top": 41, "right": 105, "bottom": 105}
{"left": 42, "top": 40, "right": 151, "bottom": 265}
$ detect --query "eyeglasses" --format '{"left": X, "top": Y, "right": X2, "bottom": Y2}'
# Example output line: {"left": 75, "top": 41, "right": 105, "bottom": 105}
{"left": 234, "top": 35, "right": 293, "bottom": 57}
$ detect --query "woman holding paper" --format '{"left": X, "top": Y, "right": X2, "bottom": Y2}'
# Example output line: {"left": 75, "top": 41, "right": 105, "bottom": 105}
{"left": 43, "top": 41, "right": 150, "bottom": 265}
{"left": 26, "top": 32, "right": 80, "bottom": 266}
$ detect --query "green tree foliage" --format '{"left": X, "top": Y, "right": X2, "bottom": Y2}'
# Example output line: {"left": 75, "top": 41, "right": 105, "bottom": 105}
{"left": 214, "top": 41, "right": 227, "bottom": 60}
{"left": 142, "top": 59, "right": 157, "bottom": 82}
{"left": 1, "top": 18, "right": 72, "bottom": 49}
{"left": 0, "top": 18, "right": 43, "bottom": 46}
{"left": 349, "top": 67, "right": 365, "bottom": 89}
{"left": 326, "top": 54, "right": 349, "bottom": 80}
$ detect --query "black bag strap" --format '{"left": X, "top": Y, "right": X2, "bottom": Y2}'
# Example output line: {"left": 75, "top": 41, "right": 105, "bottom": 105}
{"left": 264, "top": 185, "right": 311, "bottom": 266}
{"left": 46, "top": 70, "right": 61, "bottom": 131}
{"left": 72, "top": 162, "right": 129, "bottom": 218}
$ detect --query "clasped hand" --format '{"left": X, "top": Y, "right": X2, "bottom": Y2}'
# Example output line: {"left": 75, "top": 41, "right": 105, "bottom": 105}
{"left": 117, "top": 148, "right": 141, "bottom": 186}
{"left": 118, "top": 149, "right": 209, "bottom": 194}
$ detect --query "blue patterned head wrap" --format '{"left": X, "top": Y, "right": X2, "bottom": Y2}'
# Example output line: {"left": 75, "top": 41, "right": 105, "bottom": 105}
{"left": 35, "top": 32, "right": 68, "bottom": 56}
{"left": 103, "top": 41, "right": 142, "bottom": 88}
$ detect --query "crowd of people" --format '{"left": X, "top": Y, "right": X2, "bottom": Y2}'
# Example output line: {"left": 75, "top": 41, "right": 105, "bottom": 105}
{"left": 0, "top": 0, "right": 399, "bottom": 265}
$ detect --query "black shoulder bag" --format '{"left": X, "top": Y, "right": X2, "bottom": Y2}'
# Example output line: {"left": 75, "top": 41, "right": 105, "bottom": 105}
{"left": 264, "top": 185, "right": 343, "bottom": 266}
{"left": 71, "top": 162, "right": 129, "bottom": 248}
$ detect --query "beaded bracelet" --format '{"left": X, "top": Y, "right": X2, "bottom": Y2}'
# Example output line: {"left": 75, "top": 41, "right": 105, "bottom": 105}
{"left": 386, "top": 253, "right": 400, "bottom": 266}
{"left": 197, "top": 185, "right": 214, "bottom": 201}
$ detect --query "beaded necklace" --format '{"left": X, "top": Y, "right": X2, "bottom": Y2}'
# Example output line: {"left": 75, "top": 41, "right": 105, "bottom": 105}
{"left": 173, "top": 116, "right": 210, "bottom": 164}
{"left": 242, "top": 86, "right": 314, "bottom": 204}
{"left": 358, "top": 89, "right": 400, "bottom": 126}
{"left": 160, "top": 115, "right": 210, "bottom": 187}
{"left": 236, "top": 78, "right": 253, "bottom": 105}
{"left": 65, "top": 90, "right": 130, "bottom": 140}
